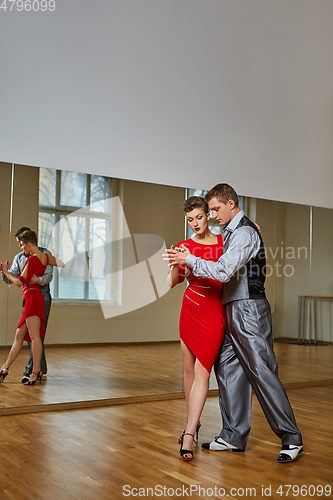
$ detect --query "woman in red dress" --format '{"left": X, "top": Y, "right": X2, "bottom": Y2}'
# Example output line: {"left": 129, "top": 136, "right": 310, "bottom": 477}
{"left": 0, "top": 230, "right": 64, "bottom": 385}
{"left": 167, "top": 197, "right": 227, "bottom": 461}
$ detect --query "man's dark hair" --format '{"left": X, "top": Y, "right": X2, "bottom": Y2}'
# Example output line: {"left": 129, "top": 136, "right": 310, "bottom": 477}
{"left": 18, "top": 230, "right": 38, "bottom": 246}
{"left": 15, "top": 227, "right": 31, "bottom": 238}
{"left": 184, "top": 196, "right": 209, "bottom": 214}
{"left": 205, "top": 184, "right": 239, "bottom": 207}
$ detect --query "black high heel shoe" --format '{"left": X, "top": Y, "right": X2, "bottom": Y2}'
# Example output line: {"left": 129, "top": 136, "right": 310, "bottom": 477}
{"left": 24, "top": 370, "right": 43, "bottom": 386}
{"left": 195, "top": 422, "right": 201, "bottom": 443}
{"left": 178, "top": 422, "right": 201, "bottom": 444}
{"left": 180, "top": 432, "right": 194, "bottom": 461}
{"left": 0, "top": 368, "right": 9, "bottom": 383}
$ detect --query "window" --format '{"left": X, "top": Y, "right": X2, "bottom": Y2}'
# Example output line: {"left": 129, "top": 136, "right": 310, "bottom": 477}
{"left": 38, "top": 168, "right": 112, "bottom": 301}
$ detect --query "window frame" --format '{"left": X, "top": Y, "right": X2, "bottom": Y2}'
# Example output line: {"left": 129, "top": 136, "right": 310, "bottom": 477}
{"left": 39, "top": 168, "right": 112, "bottom": 303}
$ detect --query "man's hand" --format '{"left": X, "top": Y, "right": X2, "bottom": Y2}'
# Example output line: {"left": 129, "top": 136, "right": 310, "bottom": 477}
{"left": 29, "top": 274, "right": 40, "bottom": 285}
{"left": 163, "top": 245, "right": 191, "bottom": 267}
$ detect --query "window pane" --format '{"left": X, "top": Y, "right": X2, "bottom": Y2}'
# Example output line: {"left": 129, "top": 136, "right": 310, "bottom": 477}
{"left": 38, "top": 211, "right": 56, "bottom": 297}
{"left": 189, "top": 188, "right": 207, "bottom": 198}
{"left": 38, "top": 167, "right": 112, "bottom": 302}
{"left": 38, "top": 212, "right": 55, "bottom": 253}
{"left": 60, "top": 171, "right": 87, "bottom": 207}
{"left": 58, "top": 215, "right": 86, "bottom": 299}
{"left": 39, "top": 168, "right": 56, "bottom": 207}
{"left": 89, "top": 218, "right": 108, "bottom": 300}
{"left": 90, "top": 175, "right": 109, "bottom": 213}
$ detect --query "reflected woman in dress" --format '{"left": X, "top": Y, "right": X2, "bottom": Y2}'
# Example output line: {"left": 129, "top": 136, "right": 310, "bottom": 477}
{"left": 166, "top": 197, "right": 227, "bottom": 461}
{"left": 0, "top": 230, "right": 65, "bottom": 385}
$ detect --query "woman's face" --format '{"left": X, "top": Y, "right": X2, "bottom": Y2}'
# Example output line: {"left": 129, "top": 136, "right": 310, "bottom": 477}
{"left": 186, "top": 208, "right": 210, "bottom": 236}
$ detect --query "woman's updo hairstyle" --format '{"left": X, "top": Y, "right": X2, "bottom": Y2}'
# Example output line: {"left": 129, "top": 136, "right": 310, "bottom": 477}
{"left": 183, "top": 196, "right": 209, "bottom": 215}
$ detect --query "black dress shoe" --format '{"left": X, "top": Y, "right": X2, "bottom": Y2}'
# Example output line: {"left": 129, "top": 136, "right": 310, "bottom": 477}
{"left": 201, "top": 437, "right": 244, "bottom": 452}
{"left": 277, "top": 444, "right": 303, "bottom": 463}
{"left": 21, "top": 373, "right": 30, "bottom": 383}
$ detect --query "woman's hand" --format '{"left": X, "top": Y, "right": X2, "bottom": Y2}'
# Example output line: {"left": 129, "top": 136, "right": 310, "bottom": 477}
{"left": 167, "top": 245, "right": 179, "bottom": 268}
{"left": 163, "top": 244, "right": 190, "bottom": 267}
{"left": 166, "top": 245, "right": 182, "bottom": 288}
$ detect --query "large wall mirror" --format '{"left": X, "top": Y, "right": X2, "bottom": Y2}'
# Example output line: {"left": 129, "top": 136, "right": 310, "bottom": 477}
{"left": 1, "top": 162, "right": 332, "bottom": 412}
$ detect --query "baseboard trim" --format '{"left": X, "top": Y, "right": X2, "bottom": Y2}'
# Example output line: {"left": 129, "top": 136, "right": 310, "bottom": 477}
{"left": 1, "top": 379, "right": 333, "bottom": 417}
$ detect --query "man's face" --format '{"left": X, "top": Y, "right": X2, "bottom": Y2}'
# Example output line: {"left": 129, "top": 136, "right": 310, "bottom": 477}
{"left": 208, "top": 197, "right": 234, "bottom": 226}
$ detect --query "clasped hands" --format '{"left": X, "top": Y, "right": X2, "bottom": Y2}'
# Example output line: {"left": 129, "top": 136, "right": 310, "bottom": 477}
{"left": 0, "top": 261, "right": 8, "bottom": 273}
{"left": 0, "top": 261, "right": 39, "bottom": 285}
{"left": 163, "top": 244, "right": 191, "bottom": 267}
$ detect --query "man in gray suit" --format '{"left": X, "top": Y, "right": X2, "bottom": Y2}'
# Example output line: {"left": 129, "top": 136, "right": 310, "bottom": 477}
{"left": 1, "top": 227, "right": 53, "bottom": 382}
{"left": 165, "top": 184, "right": 303, "bottom": 463}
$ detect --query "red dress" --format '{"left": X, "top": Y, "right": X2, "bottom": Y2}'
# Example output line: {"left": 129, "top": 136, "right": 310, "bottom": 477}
{"left": 18, "top": 254, "right": 49, "bottom": 342}
{"left": 177, "top": 234, "right": 227, "bottom": 372}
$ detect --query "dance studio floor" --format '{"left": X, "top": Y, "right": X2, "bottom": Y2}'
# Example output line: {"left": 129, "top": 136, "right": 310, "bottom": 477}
{"left": 0, "top": 384, "right": 332, "bottom": 499}
{"left": 0, "top": 340, "right": 332, "bottom": 411}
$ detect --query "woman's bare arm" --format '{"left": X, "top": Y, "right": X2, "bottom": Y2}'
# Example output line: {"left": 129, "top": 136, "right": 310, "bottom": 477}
{"left": 46, "top": 254, "right": 65, "bottom": 268}
{"left": 166, "top": 245, "right": 183, "bottom": 288}
{"left": 167, "top": 264, "right": 180, "bottom": 288}
{"left": 1, "top": 262, "right": 23, "bottom": 287}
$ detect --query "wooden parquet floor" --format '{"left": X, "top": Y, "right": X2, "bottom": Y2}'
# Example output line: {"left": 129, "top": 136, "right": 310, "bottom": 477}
{"left": 0, "top": 385, "right": 332, "bottom": 500}
{"left": 1, "top": 341, "right": 332, "bottom": 411}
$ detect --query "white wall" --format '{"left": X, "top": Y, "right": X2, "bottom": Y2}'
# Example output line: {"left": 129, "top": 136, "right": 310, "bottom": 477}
{"left": 311, "top": 207, "right": 333, "bottom": 342}
{"left": 258, "top": 202, "right": 333, "bottom": 342}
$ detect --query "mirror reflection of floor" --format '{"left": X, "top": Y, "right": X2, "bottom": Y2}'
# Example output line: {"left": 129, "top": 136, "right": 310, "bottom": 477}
{"left": 0, "top": 341, "right": 332, "bottom": 409}
{"left": 0, "top": 342, "right": 183, "bottom": 408}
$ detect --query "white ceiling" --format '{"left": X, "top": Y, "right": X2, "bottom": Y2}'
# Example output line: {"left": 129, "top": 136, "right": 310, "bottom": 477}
{"left": 1, "top": 0, "right": 332, "bottom": 207}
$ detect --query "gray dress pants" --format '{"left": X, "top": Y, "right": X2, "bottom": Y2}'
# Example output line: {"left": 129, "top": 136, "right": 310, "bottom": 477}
{"left": 214, "top": 298, "right": 302, "bottom": 450}
{"left": 24, "top": 292, "right": 52, "bottom": 375}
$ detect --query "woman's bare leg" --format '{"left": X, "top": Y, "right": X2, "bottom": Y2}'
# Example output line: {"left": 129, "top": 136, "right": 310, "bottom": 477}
{"left": 1, "top": 324, "right": 27, "bottom": 371}
{"left": 182, "top": 359, "right": 210, "bottom": 458}
{"left": 25, "top": 316, "right": 42, "bottom": 380}
{"left": 180, "top": 340, "right": 196, "bottom": 422}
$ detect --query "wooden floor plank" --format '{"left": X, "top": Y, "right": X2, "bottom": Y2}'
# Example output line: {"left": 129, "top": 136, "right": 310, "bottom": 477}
{"left": 0, "top": 385, "right": 332, "bottom": 499}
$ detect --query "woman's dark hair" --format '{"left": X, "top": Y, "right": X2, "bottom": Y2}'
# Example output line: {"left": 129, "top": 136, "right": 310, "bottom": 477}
{"left": 18, "top": 230, "right": 38, "bottom": 246}
{"left": 184, "top": 196, "right": 209, "bottom": 214}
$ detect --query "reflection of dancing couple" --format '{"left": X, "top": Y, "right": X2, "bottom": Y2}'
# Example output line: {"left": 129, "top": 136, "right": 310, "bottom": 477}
{"left": 164, "top": 183, "right": 303, "bottom": 464}
{"left": 0, "top": 229, "right": 64, "bottom": 385}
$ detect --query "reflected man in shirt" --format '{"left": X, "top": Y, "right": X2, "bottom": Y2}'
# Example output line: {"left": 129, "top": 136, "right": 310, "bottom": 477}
{"left": 1, "top": 227, "right": 53, "bottom": 383}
